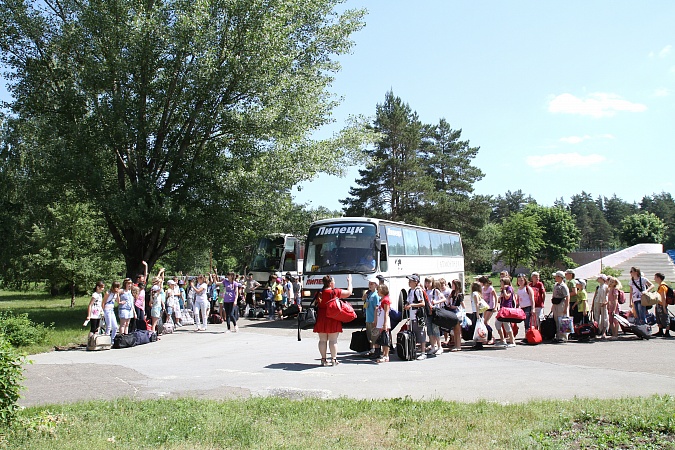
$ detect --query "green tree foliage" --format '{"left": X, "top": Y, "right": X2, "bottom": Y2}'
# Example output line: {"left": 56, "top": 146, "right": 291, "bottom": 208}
{"left": 0, "top": 334, "right": 24, "bottom": 424}
{"left": 524, "top": 204, "right": 581, "bottom": 266}
{"left": 0, "top": 0, "right": 369, "bottom": 278}
{"left": 418, "top": 119, "right": 488, "bottom": 236}
{"left": 620, "top": 212, "right": 666, "bottom": 246}
{"left": 640, "top": 192, "right": 675, "bottom": 248}
{"left": 25, "top": 200, "right": 124, "bottom": 306}
{"left": 601, "top": 194, "right": 638, "bottom": 245}
{"left": 496, "top": 212, "right": 543, "bottom": 275}
{"left": 464, "top": 222, "right": 499, "bottom": 273}
{"left": 341, "top": 90, "right": 428, "bottom": 221}
{"left": 490, "top": 190, "right": 536, "bottom": 222}
{"left": 569, "top": 192, "right": 612, "bottom": 249}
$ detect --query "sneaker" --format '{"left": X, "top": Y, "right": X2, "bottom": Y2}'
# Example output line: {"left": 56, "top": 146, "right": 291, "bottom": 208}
{"left": 225, "top": 330, "right": 231, "bottom": 334}
{"left": 416, "top": 353, "right": 427, "bottom": 360}
{"left": 234, "top": 325, "right": 239, "bottom": 333}
{"left": 506, "top": 343, "right": 516, "bottom": 348}
{"left": 435, "top": 347, "right": 443, "bottom": 355}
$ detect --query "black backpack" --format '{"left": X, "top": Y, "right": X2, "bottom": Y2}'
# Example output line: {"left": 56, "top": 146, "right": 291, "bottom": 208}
{"left": 666, "top": 284, "right": 675, "bottom": 306}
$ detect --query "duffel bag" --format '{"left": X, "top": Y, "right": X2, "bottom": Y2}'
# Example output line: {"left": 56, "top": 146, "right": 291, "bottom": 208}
{"left": 496, "top": 307, "right": 526, "bottom": 323}
{"left": 325, "top": 298, "right": 357, "bottom": 323}
{"left": 131, "top": 330, "right": 151, "bottom": 345}
{"left": 431, "top": 307, "right": 459, "bottom": 330}
{"left": 113, "top": 333, "right": 137, "bottom": 349}
{"left": 525, "top": 326, "right": 542, "bottom": 345}
{"left": 349, "top": 329, "right": 370, "bottom": 353}
{"left": 641, "top": 291, "right": 661, "bottom": 307}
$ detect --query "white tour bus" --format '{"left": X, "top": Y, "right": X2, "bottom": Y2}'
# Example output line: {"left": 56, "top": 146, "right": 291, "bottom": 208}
{"left": 248, "top": 234, "right": 304, "bottom": 298}
{"left": 302, "top": 217, "right": 464, "bottom": 313}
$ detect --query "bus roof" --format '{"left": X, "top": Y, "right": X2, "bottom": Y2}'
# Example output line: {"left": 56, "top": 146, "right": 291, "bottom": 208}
{"left": 308, "top": 217, "right": 460, "bottom": 236}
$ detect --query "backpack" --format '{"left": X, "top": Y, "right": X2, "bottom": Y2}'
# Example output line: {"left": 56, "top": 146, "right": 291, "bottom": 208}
{"left": 616, "top": 289, "right": 626, "bottom": 305}
{"left": 666, "top": 284, "right": 675, "bottom": 306}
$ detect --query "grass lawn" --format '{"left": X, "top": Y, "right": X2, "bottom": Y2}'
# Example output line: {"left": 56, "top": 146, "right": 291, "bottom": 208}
{"left": 1, "top": 396, "right": 674, "bottom": 449}
{"left": 0, "top": 289, "right": 90, "bottom": 354}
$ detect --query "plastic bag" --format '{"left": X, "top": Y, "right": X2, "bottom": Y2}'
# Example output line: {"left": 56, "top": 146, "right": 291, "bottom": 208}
{"left": 473, "top": 317, "right": 488, "bottom": 343}
{"left": 558, "top": 316, "right": 574, "bottom": 334}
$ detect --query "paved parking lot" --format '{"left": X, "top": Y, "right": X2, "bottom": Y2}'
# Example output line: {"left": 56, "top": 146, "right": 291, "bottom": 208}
{"left": 21, "top": 315, "right": 675, "bottom": 407}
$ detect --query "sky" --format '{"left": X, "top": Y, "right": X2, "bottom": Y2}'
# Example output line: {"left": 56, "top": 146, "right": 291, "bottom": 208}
{"left": 1, "top": 1, "right": 673, "bottom": 213}
{"left": 292, "top": 0, "right": 675, "bottom": 211}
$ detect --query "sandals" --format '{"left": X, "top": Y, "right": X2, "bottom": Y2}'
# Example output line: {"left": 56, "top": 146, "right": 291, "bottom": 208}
{"left": 332, "top": 358, "right": 340, "bottom": 366}
{"left": 450, "top": 347, "right": 461, "bottom": 352}
{"left": 376, "top": 356, "right": 389, "bottom": 363}
{"left": 320, "top": 358, "right": 328, "bottom": 367}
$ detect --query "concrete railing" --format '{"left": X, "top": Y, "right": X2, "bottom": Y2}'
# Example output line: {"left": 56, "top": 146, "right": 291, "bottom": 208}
{"left": 572, "top": 243, "right": 663, "bottom": 280}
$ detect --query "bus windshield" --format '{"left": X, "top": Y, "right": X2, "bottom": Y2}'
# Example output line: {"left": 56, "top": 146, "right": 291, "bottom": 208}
{"left": 304, "top": 223, "right": 378, "bottom": 274}
{"left": 249, "top": 236, "right": 285, "bottom": 272}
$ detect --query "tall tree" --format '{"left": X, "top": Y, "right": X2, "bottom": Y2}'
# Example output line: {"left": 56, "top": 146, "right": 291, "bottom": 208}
{"left": 524, "top": 204, "right": 581, "bottom": 266}
{"left": 640, "top": 193, "right": 675, "bottom": 248}
{"left": 490, "top": 190, "right": 536, "bottom": 222}
{"left": 602, "top": 194, "right": 638, "bottom": 245}
{"left": 418, "top": 118, "right": 487, "bottom": 234}
{"left": 569, "top": 192, "right": 612, "bottom": 248}
{"left": 620, "top": 212, "right": 666, "bottom": 246}
{"left": 0, "top": 0, "right": 369, "bottom": 278}
{"left": 496, "top": 212, "right": 543, "bottom": 275}
{"left": 341, "top": 90, "right": 428, "bottom": 221}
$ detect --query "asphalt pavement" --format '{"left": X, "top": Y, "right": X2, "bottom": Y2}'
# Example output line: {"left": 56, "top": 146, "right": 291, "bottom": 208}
{"left": 20, "top": 309, "right": 675, "bottom": 407}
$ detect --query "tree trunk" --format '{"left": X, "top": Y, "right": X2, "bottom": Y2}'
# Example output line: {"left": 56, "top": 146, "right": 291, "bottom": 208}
{"left": 70, "top": 281, "right": 76, "bottom": 308}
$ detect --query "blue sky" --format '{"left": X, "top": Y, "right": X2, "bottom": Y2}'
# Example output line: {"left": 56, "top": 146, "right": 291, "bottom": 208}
{"left": 293, "top": 0, "right": 675, "bottom": 211}
{"left": 2, "top": 1, "right": 673, "bottom": 213}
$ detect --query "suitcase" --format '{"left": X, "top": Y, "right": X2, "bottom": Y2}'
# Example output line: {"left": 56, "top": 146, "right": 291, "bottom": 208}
{"left": 631, "top": 324, "right": 652, "bottom": 340}
{"left": 282, "top": 304, "right": 300, "bottom": 318}
{"left": 431, "top": 308, "right": 459, "bottom": 330}
{"left": 208, "top": 314, "right": 223, "bottom": 324}
{"left": 396, "top": 330, "right": 417, "bottom": 361}
{"left": 112, "top": 333, "right": 137, "bottom": 349}
{"left": 349, "top": 329, "right": 370, "bottom": 353}
{"left": 462, "top": 312, "right": 477, "bottom": 341}
{"left": 540, "top": 313, "right": 557, "bottom": 340}
{"left": 87, "top": 334, "right": 111, "bottom": 351}
{"left": 162, "top": 320, "right": 174, "bottom": 334}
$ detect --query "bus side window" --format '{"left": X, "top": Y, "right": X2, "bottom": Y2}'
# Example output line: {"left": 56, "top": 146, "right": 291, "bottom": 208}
{"left": 379, "top": 243, "right": 388, "bottom": 272}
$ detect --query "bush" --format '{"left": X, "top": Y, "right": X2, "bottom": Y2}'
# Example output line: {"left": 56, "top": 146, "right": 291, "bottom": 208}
{"left": 0, "top": 335, "right": 25, "bottom": 424}
{"left": 0, "top": 312, "right": 49, "bottom": 347}
{"left": 601, "top": 266, "right": 622, "bottom": 278}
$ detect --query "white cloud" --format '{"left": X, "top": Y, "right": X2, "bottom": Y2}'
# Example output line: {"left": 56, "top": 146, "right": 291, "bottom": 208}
{"left": 548, "top": 93, "right": 647, "bottom": 118}
{"left": 649, "top": 45, "right": 672, "bottom": 58}
{"left": 559, "top": 134, "right": 615, "bottom": 144}
{"left": 559, "top": 135, "right": 591, "bottom": 144}
{"left": 526, "top": 152, "right": 606, "bottom": 169}
{"left": 653, "top": 87, "right": 671, "bottom": 97}
{"left": 659, "top": 45, "right": 672, "bottom": 58}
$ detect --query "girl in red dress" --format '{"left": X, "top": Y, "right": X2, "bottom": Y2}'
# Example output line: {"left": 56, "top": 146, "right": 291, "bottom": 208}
{"left": 313, "top": 274, "right": 352, "bottom": 366}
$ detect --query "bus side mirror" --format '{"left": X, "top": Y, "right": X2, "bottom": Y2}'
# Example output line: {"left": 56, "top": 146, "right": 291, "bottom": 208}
{"left": 375, "top": 239, "right": 382, "bottom": 250}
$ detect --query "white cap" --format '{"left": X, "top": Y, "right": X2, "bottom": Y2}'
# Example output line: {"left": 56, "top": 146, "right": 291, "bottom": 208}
{"left": 167, "top": 280, "right": 175, "bottom": 285}
{"left": 151, "top": 285, "right": 161, "bottom": 291}
{"left": 368, "top": 277, "right": 379, "bottom": 284}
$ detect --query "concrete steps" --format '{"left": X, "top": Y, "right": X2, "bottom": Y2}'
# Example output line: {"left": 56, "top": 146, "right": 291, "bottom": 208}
{"left": 611, "top": 252, "right": 675, "bottom": 283}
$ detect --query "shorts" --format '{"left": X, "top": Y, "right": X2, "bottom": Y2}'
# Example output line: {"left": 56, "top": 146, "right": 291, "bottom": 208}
{"left": 369, "top": 325, "right": 381, "bottom": 345}
{"left": 426, "top": 317, "right": 441, "bottom": 337}
{"left": 656, "top": 304, "right": 670, "bottom": 328}
{"left": 246, "top": 293, "right": 255, "bottom": 305}
{"left": 275, "top": 301, "right": 283, "bottom": 312}
{"left": 89, "top": 318, "right": 101, "bottom": 333}
{"left": 119, "top": 308, "right": 134, "bottom": 320}
{"left": 166, "top": 306, "right": 174, "bottom": 316}
{"left": 151, "top": 307, "right": 161, "bottom": 318}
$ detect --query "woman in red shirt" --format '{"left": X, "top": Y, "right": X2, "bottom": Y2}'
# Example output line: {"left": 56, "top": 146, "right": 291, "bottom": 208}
{"left": 313, "top": 274, "right": 353, "bottom": 366}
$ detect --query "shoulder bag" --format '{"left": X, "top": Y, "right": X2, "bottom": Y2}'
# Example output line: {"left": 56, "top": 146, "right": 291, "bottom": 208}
{"left": 325, "top": 289, "right": 357, "bottom": 323}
